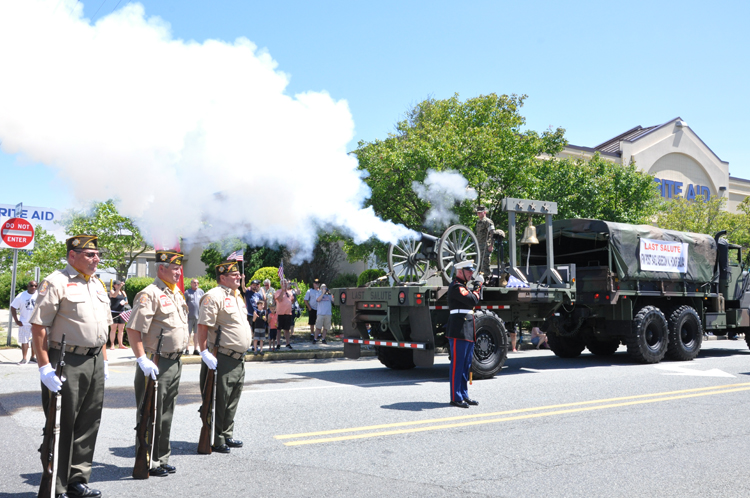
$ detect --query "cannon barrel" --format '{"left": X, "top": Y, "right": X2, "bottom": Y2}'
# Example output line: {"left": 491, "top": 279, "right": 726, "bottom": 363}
{"left": 418, "top": 232, "right": 439, "bottom": 257}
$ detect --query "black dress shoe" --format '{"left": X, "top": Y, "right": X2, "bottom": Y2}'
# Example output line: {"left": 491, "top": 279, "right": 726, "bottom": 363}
{"left": 149, "top": 466, "right": 169, "bottom": 477}
{"left": 67, "top": 482, "right": 102, "bottom": 497}
{"left": 161, "top": 463, "right": 176, "bottom": 474}
{"left": 226, "top": 438, "right": 243, "bottom": 448}
{"left": 465, "top": 398, "right": 479, "bottom": 406}
{"left": 450, "top": 400, "right": 469, "bottom": 408}
{"left": 212, "top": 444, "right": 231, "bottom": 453}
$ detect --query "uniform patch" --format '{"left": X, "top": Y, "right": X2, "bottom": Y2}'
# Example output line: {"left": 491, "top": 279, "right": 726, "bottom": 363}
{"left": 66, "top": 283, "right": 82, "bottom": 296}
{"left": 159, "top": 295, "right": 173, "bottom": 307}
{"left": 201, "top": 295, "right": 213, "bottom": 306}
{"left": 224, "top": 297, "right": 234, "bottom": 308}
{"left": 39, "top": 281, "right": 49, "bottom": 296}
{"left": 139, "top": 294, "right": 150, "bottom": 306}
{"left": 459, "top": 287, "right": 469, "bottom": 296}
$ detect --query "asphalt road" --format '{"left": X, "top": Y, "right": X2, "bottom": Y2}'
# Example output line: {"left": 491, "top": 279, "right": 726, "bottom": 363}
{"left": 3, "top": 341, "right": 750, "bottom": 498}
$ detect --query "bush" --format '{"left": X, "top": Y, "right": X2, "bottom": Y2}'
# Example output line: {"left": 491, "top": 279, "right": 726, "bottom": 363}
{"left": 0, "top": 271, "right": 36, "bottom": 308}
{"left": 330, "top": 272, "right": 358, "bottom": 289}
{"left": 185, "top": 275, "right": 217, "bottom": 293}
{"left": 251, "top": 267, "right": 281, "bottom": 290}
{"left": 356, "top": 269, "right": 387, "bottom": 287}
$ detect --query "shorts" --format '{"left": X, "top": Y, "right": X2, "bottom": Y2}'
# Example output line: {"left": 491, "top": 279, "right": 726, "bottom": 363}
{"left": 531, "top": 336, "right": 542, "bottom": 346}
{"left": 315, "top": 314, "right": 332, "bottom": 330}
{"left": 269, "top": 329, "right": 278, "bottom": 341}
{"left": 253, "top": 327, "right": 266, "bottom": 340}
{"left": 277, "top": 314, "right": 293, "bottom": 330}
{"left": 112, "top": 312, "right": 126, "bottom": 324}
{"left": 188, "top": 318, "right": 198, "bottom": 336}
{"left": 308, "top": 309, "right": 317, "bottom": 326}
{"left": 18, "top": 324, "right": 32, "bottom": 344}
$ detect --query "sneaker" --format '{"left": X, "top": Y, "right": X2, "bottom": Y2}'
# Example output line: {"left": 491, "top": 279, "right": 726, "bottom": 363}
{"left": 30, "top": 357, "right": 37, "bottom": 363}
{"left": 193, "top": 350, "right": 200, "bottom": 355}
{"left": 286, "top": 344, "right": 293, "bottom": 349}
{"left": 276, "top": 345, "right": 280, "bottom": 350}
{"left": 18, "top": 359, "right": 28, "bottom": 365}
{"left": 312, "top": 339, "right": 317, "bottom": 344}
{"left": 322, "top": 339, "right": 327, "bottom": 344}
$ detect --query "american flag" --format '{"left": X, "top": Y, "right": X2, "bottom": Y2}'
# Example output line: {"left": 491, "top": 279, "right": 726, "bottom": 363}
{"left": 227, "top": 249, "right": 244, "bottom": 262}
{"left": 278, "top": 262, "right": 284, "bottom": 280}
{"left": 118, "top": 309, "right": 132, "bottom": 323}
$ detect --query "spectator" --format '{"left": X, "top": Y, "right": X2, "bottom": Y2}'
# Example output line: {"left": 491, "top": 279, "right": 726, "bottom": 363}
{"left": 184, "top": 278, "right": 205, "bottom": 355}
{"left": 314, "top": 283, "right": 334, "bottom": 344}
{"left": 267, "top": 305, "right": 279, "bottom": 351}
{"left": 10, "top": 280, "right": 38, "bottom": 364}
{"left": 304, "top": 279, "right": 321, "bottom": 342}
{"left": 531, "top": 326, "right": 549, "bottom": 349}
{"left": 244, "top": 278, "right": 264, "bottom": 329}
{"left": 252, "top": 299, "right": 268, "bottom": 354}
{"left": 274, "top": 280, "right": 295, "bottom": 349}
{"left": 262, "top": 279, "right": 275, "bottom": 308}
{"left": 108, "top": 280, "right": 129, "bottom": 350}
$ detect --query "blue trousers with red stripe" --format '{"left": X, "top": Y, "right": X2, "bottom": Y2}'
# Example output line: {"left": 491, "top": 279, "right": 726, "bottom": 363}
{"left": 449, "top": 338, "right": 474, "bottom": 402}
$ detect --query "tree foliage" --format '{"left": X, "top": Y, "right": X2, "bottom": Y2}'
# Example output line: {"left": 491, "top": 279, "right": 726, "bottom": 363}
{"left": 60, "top": 200, "right": 150, "bottom": 279}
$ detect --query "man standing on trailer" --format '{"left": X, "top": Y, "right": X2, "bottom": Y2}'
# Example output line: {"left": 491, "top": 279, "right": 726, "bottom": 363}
{"left": 447, "top": 259, "right": 481, "bottom": 408}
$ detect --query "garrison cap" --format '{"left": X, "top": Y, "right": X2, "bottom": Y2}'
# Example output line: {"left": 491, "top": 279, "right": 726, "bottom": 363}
{"left": 476, "top": 206, "right": 487, "bottom": 212}
{"left": 215, "top": 260, "right": 240, "bottom": 278}
{"left": 156, "top": 250, "right": 184, "bottom": 266}
{"left": 454, "top": 259, "right": 475, "bottom": 271}
{"left": 67, "top": 235, "right": 98, "bottom": 252}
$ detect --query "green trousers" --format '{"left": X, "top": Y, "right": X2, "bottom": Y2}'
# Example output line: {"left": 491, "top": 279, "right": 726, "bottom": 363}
{"left": 42, "top": 348, "right": 105, "bottom": 495}
{"left": 199, "top": 353, "right": 245, "bottom": 446}
{"left": 134, "top": 355, "right": 182, "bottom": 466}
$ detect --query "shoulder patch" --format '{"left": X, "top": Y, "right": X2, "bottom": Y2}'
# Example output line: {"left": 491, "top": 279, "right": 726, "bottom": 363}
{"left": 201, "top": 295, "right": 213, "bottom": 306}
{"left": 459, "top": 287, "right": 469, "bottom": 296}
{"left": 39, "top": 281, "right": 50, "bottom": 296}
{"left": 139, "top": 294, "right": 150, "bottom": 306}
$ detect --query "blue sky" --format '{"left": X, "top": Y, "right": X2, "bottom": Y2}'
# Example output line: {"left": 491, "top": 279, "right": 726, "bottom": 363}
{"left": 3, "top": 0, "right": 749, "bottom": 213}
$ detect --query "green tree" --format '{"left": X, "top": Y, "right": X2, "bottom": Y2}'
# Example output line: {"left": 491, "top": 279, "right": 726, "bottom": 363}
{"left": 60, "top": 200, "right": 150, "bottom": 279}
{"left": 0, "top": 225, "right": 66, "bottom": 278}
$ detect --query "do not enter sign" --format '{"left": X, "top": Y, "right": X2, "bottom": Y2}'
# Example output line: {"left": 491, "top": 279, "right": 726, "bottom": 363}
{"left": 1, "top": 218, "right": 35, "bottom": 249}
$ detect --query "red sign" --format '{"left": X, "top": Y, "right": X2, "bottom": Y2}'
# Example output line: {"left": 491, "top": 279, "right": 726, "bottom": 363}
{"left": 1, "top": 218, "right": 35, "bottom": 249}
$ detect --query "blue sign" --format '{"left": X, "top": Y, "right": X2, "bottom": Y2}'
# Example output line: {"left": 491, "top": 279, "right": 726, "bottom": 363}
{"left": 654, "top": 178, "right": 710, "bottom": 201}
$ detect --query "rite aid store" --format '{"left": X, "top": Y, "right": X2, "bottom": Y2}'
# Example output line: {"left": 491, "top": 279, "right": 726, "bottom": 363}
{"left": 559, "top": 117, "right": 750, "bottom": 213}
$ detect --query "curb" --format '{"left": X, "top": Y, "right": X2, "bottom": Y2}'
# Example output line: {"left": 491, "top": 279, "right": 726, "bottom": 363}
{"left": 108, "top": 348, "right": 377, "bottom": 367}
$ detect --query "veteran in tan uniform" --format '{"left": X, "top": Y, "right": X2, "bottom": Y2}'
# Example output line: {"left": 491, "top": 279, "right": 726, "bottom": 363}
{"left": 126, "top": 250, "right": 189, "bottom": 477}
{"left": 196, "top": 260, "right": 252, "bottom": 453}
{"left": 30, "top": 235, "right": 111, "bottom": 498}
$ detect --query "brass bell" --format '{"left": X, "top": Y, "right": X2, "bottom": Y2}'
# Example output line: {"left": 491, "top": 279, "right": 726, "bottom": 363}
{"left": 520, "top": 218, "right": 539, "bottom": 245}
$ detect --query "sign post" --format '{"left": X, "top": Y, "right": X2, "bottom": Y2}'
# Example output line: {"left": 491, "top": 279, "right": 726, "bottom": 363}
{"left": 3, "top": 206, "right": 36, "bottom": 346}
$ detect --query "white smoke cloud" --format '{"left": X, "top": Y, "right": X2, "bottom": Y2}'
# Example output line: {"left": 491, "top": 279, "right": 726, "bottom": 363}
{"left": 412, "top": 169, "right": 476, "bottom": 229}
{"left": 0, "top": 0, "right": 414, "bottom": 260}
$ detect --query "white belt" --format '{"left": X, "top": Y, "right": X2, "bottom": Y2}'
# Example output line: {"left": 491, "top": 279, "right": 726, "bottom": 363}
{"left": 450, "top": 309, "right": 474, "bottom": 315}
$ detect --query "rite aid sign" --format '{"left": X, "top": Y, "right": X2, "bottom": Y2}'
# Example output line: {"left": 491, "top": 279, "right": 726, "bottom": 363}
{"left": 1, "top": 218, "right": 35, "bottom": 249}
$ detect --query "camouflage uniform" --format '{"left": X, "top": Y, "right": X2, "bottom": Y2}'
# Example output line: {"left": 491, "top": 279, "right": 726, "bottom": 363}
{"left": 475, "top": 216, "right": 496, "bottom": 276}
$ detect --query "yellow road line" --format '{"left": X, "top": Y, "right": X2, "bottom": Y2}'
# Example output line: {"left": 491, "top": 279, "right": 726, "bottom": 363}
{"left": 277, "top": 383, "right": 750, "bottom": 446}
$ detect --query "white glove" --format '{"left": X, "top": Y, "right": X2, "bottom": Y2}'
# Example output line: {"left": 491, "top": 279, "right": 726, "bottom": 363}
{"left": 104, "top": 360, "right": 109, "bottom": 382}
{"left": 474, "top": 274, "right": 485, "bottom": 285}
{"left": 136, "top": 355, "right": 159, "bottom": 380}
{"left": 200, "top": 349, "right": 218, "bottom": 370}
{"left": 39, "top": 364, "right": 62, "bottom": 393}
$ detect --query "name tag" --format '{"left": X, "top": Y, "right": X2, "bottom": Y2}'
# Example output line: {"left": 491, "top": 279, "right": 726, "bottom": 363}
{"left": 67, "top": 283, "right": 82, "bottom": 296}
{"left": 159, "top": 295, "right": 173, "bottom": 307}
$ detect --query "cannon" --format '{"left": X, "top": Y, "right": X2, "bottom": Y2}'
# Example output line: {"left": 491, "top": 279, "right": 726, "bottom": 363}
{"left": 387, "top": 225, "right": 479, "bottom": 285}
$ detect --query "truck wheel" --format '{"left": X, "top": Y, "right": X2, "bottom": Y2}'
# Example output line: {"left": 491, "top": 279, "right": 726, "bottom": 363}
{"left": 547, "top": 332, "right": 585, "bottom": 358}
{"left": 627, "top": 306, "right": 669, "bottom": 363}
{"left": 666, "top": 306, "right": 702, "bottom": 361}
{"left": 376, "top": 347, "right": 416, "bottom": 370}
{"left": 471, "top": 311, "right": 508, "bottom": 379}
{"left": 586, "top": 339, "right": 620, "bottom": 356}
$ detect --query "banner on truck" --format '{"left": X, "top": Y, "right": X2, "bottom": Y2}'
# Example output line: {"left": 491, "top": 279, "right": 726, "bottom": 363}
{"left": 639, "top": 238, "right": 688, "bottom": 273}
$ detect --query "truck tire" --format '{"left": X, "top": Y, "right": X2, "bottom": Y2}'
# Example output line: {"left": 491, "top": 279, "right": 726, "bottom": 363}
{"left": 666, "top": 306, "right": 703, "bottom": 361}
{"left": 547, "top": 332, "right": 585, "bottom": 358}
{"left": 586, "top": 339, "right": 620, "bottom": 356}
{"left": 471, "top": 311, "right": 508, "bottom": 379}
{"left": 376, "top": 346, "right": 416, "bottom": 370}
{"left": 627, "top": 306, "right": 669, "bottom": 363}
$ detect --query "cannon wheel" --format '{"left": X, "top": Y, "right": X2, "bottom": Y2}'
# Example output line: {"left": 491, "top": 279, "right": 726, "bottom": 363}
{"left": 388, "top": 238, "right": 430, "bottom": 283}
{"left": 437, "top": 225, "right": 479, "bottom": 285}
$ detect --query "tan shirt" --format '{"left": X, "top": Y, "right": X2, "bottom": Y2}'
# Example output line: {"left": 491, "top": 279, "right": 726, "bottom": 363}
{"left": 126, "top": 278, "right": 189, "bottom": 354}
{"left": 30, "top": 263, "right": 113, "bottom": 348}
{"left": 198, "top": 284, "right": 252, "bottom": 353}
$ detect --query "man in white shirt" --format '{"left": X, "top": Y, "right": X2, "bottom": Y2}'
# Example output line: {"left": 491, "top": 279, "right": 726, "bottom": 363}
{"left": 10, "top": 280, "right": 38, "bottom": 364}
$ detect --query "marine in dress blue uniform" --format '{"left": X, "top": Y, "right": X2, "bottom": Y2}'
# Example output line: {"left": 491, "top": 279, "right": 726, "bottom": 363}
{"left": 446, "top": 260, "right": 481, "bottom": 408}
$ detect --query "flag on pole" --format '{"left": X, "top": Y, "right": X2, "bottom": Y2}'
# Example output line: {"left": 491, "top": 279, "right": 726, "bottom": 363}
{"left": 227, "top": 250, "right": 244, "bottom": 262}
{"left": 278, "top": 262, "right": 284, "bottom": 281}
{"left": 118, "top": 309, "right": 132, "bottom": 323}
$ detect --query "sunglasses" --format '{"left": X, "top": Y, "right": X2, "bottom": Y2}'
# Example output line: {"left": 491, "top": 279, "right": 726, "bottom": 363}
{"left": 74, "top": 250, "right": 101, "bottom": 258}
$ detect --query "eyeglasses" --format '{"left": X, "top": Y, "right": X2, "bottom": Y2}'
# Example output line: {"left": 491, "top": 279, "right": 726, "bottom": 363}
{"left": 74, "top": 250, "right": 101, "bottom": 258}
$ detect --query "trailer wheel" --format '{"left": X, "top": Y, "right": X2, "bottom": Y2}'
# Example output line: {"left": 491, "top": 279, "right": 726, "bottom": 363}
{"left": 666, "top": 306, "right": 703, "bottom": 361}
{"left": 547, "top": 332, "right": 585, "bottom": 358}
{"left": 376, "top": 346, "right": 416, "bottom": 370}
{"left": 471, "top": 311, "right": 508, "bottom": 379}
{"left": 586, "top": 339, "right": 620, "bottom": 356}
{"left": 627, "top": 306, "right": 669, "bottom": 363}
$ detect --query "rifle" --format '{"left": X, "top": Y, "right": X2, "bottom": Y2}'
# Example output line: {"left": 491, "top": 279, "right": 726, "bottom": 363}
{"left": 133, "top": 331, "right": 164, "bottom": 479}
{"left": 198, "top": 326, "right": 221, "bottom": 454}
{"left": 38, "top": 334, "right": 66, "bottom": 498}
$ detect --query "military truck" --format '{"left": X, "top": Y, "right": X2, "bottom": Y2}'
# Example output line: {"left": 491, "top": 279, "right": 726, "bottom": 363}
{"left": 334, "top": 197, "right": 750, "bottom": 376}
{"left": 533, "top": 220, "right": 750, "bottom": 363}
